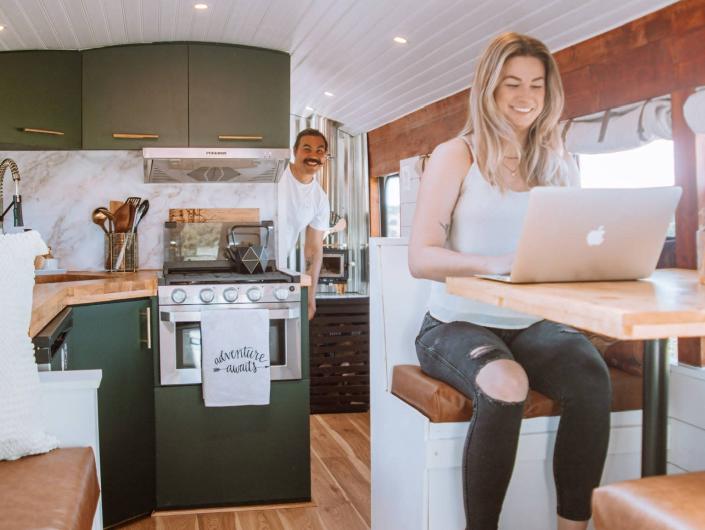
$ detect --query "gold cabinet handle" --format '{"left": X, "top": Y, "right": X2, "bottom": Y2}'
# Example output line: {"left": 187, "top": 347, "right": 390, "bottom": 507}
{"left": 218, "top": 135, "right": 263, "bottom": 141}
{"left": 112, "top": 133, "right": 160, "bottom": 140}
{"left": 21, "top": 127, "right": 65, "bottom": 136}
{"left": 140, "top": 306, "right": 152, "bottom": 349}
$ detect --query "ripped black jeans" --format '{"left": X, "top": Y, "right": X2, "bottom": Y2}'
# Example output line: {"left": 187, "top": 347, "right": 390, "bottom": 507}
{"left": 415, "top": 313, "right": 612, "bottom": 530}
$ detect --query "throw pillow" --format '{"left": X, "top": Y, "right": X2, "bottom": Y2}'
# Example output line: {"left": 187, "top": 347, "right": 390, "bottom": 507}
{"left": 0, "top": 230, "right": 59, "bottom": 460}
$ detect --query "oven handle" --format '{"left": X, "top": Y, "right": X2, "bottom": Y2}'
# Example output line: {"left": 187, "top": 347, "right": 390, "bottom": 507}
{"left": 160, "top": 308, "right": 298, "bottom": 322}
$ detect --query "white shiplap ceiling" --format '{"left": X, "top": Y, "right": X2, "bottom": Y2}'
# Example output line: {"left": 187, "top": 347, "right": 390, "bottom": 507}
{"left": 0, "top": 0, "right": 678, "bottom": 134}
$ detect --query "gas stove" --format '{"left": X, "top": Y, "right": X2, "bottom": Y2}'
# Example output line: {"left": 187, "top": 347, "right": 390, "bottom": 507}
{"left": 162, "top": 271, "right": 296, "bottom": 285}
{"left": 159, "top": 260, "right": 301, "bottom": 305}
{"left": 159, "top": 219, "right": 302, "bottom": 306}
{"left": 158, "top": 281, "right": 301, "bottom": 306}
{"left": 157, "top": 257, "right": 303, "bottom": 381}
{"left": 155, "top": 225, "right": 308, "bottom": 511}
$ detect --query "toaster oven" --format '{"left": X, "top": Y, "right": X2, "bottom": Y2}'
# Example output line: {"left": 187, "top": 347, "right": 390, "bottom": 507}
{"left": 319, "top": 248, "right": 348, "bottom": 284}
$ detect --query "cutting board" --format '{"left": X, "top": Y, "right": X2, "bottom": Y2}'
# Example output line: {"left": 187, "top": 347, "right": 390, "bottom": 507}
{"left": 168, "top": 208, "right": 260, "bottom": 223}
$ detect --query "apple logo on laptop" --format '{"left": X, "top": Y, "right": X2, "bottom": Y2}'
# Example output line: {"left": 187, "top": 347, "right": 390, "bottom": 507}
{"left": 586, "top": 225, "right": 605, "bottom": 246}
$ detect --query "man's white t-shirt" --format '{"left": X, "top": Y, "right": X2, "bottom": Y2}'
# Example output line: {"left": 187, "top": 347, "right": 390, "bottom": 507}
{"left": 277, "top": 165, "right": 330, "bottom": 263}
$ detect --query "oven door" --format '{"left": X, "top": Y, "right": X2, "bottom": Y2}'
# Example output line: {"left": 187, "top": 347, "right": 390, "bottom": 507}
{"left": 158, "top": 302, "right": 301, "bottom": 386}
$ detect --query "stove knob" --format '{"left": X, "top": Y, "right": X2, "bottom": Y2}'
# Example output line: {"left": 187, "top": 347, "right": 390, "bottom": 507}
{"left": 223, "top": 287, "right": 239, "bottom": 303}
{"left": 274, "top": 287, "right": 290, "bottom": 301}
{"left": 246, "top": 287, "right": 262, "bottom": 302}
{"left": 171, "top": 288, "right": 187, "bottom": 304}
{"left": 199, "top": 288, "right": 215, "bottom": 303}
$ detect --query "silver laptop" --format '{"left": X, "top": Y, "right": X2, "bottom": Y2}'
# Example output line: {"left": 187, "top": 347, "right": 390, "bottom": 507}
{"left": 478, "top": 186, "right": 682, "bottom": 283}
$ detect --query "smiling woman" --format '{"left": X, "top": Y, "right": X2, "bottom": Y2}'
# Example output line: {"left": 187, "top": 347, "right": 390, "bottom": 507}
{"left": 493, "top": 56, "right": 546, "bottom": 135}
{"left": 455, "top": 32, "right": 574, "bottom": 194}
{"left": 408, "top": 32, "right": 608, "bottom": 530}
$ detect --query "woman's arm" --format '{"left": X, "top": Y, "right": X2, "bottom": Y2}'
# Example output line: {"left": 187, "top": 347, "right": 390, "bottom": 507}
{"left": 408, "top": 138, "right": 513, "bottom": 282}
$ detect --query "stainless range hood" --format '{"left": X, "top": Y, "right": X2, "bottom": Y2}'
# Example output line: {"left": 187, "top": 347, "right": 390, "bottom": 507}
{"left": 143, "top": 148, "right": 290, "bottom": 183}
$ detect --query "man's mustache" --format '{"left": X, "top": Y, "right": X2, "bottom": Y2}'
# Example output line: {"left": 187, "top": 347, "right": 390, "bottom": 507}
{"left": 304, "top": 158, "right": 323, "bottom": 166}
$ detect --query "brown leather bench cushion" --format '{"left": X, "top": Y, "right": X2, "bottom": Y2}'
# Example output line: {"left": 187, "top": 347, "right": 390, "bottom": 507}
{"left": 593, "top": 472, "right": 705, "bottom": 530}
{"left": 602, "top": 340, "right": 644, "bottom": 377}
{"left": 391, "top": 364, "right": 642, "bottom": 423}
{"left": 0, "top": 447, "right": 100, "bottom": 530}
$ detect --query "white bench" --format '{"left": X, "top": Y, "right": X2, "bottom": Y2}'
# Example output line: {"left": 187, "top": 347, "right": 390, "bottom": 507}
{"left": 39, "top": 369, "right": 104, "bottom": 530}
{"left": 369, "top": 238, "right": 643, "bottom": 530}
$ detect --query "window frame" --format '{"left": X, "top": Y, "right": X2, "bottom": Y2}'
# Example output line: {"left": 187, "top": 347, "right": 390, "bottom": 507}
{"left": 377, "top": 172, "right": 400, "bottom": 238}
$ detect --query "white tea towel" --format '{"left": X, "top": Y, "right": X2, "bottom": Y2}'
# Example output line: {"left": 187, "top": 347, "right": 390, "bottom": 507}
{"left": 201, "top": 309, "right": 270, "bottom": 407}
{"left": 0, "top": 230, "right": 59, "bottom": 460}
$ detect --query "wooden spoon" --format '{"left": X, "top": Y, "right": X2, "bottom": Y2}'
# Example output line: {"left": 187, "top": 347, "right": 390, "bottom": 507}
{"left": 113, "top": 201, "right": 132, "bottom": 233}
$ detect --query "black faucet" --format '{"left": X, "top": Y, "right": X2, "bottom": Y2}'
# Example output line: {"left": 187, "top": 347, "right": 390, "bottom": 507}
{"left": 0, "top": 158, "right": 24, "bottom": 233}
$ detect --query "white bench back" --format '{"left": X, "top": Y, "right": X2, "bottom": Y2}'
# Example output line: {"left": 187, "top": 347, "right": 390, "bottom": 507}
{"left": 370, "top": 238, "right": 431, "bottom": 391}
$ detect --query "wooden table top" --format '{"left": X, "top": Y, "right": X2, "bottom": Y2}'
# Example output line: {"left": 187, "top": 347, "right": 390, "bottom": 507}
{"left": 446, "top": 269, "right": 705, "bottom": 340}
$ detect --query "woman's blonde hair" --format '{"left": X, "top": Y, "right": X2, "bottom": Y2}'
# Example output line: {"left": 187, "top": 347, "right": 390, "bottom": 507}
{"left": 460, "top": 32, "right": 573, "bottom": 189}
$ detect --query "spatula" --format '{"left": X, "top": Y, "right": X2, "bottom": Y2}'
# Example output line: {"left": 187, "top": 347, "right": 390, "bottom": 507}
{"left": 126, "top": 197, "right": 141, "bottom": 227}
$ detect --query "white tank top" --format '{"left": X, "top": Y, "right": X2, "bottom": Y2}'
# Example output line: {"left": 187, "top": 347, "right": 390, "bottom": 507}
{"left": 427, "top": 148, "right": 542, "bottom": 329}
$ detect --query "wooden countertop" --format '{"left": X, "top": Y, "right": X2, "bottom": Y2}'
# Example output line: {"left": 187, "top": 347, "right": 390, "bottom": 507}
{"left": 446, "top": 269, "right": 705, "bottom": 340}
{"left": 31, "top": 271, "right": 159, "bottom": 338}
{"left": 31, "top": 270, "right": 312, "bottom": 338}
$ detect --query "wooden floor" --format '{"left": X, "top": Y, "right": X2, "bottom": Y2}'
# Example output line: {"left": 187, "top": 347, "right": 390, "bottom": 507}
{"left": 120, "top": 412, "right": 371, "bottom": 530}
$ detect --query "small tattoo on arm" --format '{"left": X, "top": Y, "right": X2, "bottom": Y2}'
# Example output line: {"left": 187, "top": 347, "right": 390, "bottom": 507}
{"left": 305, "top": 259, "right": 313, "bottom": 272}
{"left": 439, "top": 221, "right": 451, "bottom": 238}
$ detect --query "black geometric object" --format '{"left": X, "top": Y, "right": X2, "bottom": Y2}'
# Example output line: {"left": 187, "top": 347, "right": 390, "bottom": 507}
{"left": 226, "top": 245, "right": 268, "bottom": 274}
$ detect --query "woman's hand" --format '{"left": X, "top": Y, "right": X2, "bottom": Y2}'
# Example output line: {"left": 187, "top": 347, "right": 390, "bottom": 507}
{"left": 486, "top": 253, "right": 515, "bottom": 275}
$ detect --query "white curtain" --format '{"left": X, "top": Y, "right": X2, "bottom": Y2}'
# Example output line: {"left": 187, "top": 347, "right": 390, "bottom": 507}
{"left": 561, "top": 97, "right": 672, "bottom": 154}
{"left": 684, "top": 88, "right": 705, "bottom": 134}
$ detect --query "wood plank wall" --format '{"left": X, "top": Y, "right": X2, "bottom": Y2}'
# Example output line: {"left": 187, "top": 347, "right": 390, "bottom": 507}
{"left": 366, "top": 0, "right": 705, "bottom": 364}
{"left": 367, "top": 89, "right": 469, "bottom": 232}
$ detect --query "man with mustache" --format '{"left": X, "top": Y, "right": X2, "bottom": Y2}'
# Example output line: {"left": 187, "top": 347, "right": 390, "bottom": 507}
{"left": 278, "top": 128, "right": 331, "bottom": 319}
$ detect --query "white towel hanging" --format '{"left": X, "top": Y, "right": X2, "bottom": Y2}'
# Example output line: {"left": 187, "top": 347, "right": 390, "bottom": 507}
{"left": 201, "top": 309, "right": 271, "bottom": 407}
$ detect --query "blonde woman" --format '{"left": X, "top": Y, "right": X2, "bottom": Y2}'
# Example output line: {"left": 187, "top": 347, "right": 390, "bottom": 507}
{"left": 409, "top": 33, "right": 610, "bottom": 530}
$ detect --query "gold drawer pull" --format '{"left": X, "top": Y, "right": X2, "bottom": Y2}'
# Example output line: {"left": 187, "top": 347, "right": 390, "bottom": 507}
{"left": 112, "top": 133, "right": 160, "bottom": 140}
{"left": 218, "top": 135, "right": 263, "bottom": 141}
{"left": 21, "top": 127, "right": 65, "bottom": 136}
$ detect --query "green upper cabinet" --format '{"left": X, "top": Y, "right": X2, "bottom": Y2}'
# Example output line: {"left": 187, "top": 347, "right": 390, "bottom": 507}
{"left": 82, "top": 44, "right": 189, "bottom": 149}
{"left": 0, "top": 51, "right": 81, "bottom": 150}
{"left": 188, "top": 44, "right": 290, "bottom": 148}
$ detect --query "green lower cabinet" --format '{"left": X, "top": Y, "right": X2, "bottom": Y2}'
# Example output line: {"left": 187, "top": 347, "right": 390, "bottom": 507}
{"left": 155, "top": 289, "right": 311, "bottom": 509}
{"left": 301, "top": 286, "right": 310, "bottom": 378}
{"left": 154, "top": 380, "right": 311, "bottom": 509}
{"left": 68, "top": 298, "right": 156, "bottom": 528}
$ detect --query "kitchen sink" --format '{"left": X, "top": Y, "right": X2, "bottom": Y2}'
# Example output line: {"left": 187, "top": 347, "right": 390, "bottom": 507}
{"left": 35, "top": 273, "right": 113, "bottom": 284}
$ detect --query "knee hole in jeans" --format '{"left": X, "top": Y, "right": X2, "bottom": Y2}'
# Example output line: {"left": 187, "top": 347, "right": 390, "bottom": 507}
{"left": 475, "top": 359, "right": 529, "bottom": 403}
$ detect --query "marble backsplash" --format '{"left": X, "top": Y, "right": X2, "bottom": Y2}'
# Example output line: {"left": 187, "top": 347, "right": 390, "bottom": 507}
{"left": 2, "top": 150, "right": 276, "bottom": 271}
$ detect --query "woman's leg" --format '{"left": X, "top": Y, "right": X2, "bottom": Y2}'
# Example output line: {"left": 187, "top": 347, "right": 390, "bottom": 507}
{"left": 509, "top": 320, "right": 612, "bottom": 523}
{"left": 416, "top": 314, "right": 529, "bottom": 530}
